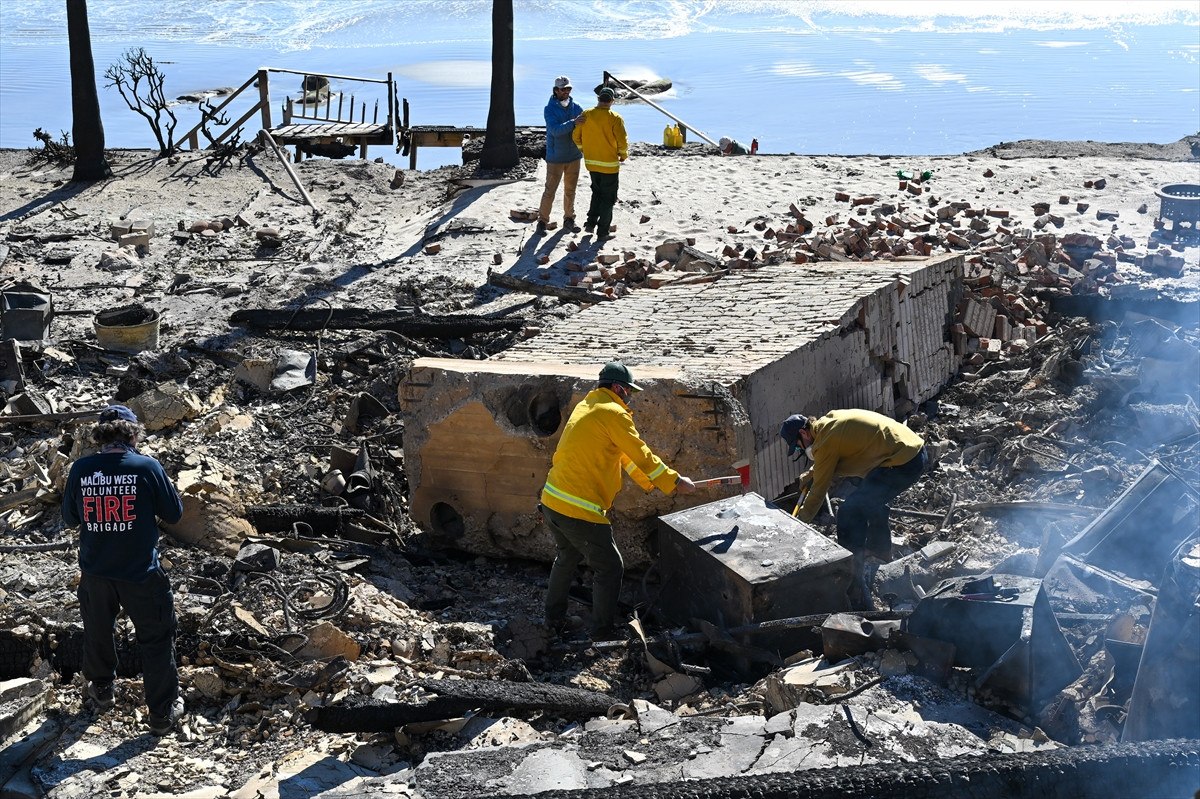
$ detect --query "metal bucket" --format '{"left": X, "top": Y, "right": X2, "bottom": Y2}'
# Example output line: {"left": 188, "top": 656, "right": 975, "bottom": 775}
{"left": 94, "top": 304, "right": 160, "bottom": 353}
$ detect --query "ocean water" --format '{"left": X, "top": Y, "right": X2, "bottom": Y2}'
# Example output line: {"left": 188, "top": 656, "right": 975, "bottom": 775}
{"left": 1, "top": 1, "right": 1197, "bottom": 170}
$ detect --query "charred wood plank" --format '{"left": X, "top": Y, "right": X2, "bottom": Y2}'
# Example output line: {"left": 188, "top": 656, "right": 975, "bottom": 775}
{"left": 594, "top": 611, "right": 905, "bottom": 652}
{"left": 229, "top": 308, "right": 523, "bottom": 337}
{"left": 307, "top": 679, "right": 617, "bottom": 732}
{"left": 487, "top": 269, "right": 610, "bottom": 304}
{"left": 0, "top": 409, "right": 103, "bottom": 426}
{"left": 0, "top": 487, "right": 42, "bottom": 511}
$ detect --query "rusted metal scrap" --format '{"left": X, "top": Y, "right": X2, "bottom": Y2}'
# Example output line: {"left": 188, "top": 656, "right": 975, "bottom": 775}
{"left": 307, "top": 678, "right": 618, "bottom": 732}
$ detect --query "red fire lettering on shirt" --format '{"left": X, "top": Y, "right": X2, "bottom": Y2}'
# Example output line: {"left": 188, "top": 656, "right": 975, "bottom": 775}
{"left": 103, "top": 495, "right": 122, "bottom": 521}
{"left": 82, "top": 496, "right": 99, "bottom": 520}
{"left": 122, "top": 495, "right": 136, "bottom": 521}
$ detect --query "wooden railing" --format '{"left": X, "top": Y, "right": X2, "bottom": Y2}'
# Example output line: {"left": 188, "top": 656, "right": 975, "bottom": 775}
{"left": 176, "top": 67, "right": 396, "bottom": 151}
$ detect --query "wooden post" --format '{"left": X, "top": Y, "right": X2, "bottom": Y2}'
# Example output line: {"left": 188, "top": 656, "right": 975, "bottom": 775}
{"left": 283, "top": 97, "right": 293, "bottom": 125}
{"left": 387, "top": 72, "right": 394, "bottom": 133}
{"left": 259, "top": 129, "right": 315, "bottom": 208}
{"left": 360, "top": 141, "right": 368, "bottom": 159}
{"left": 257, "top": 68, "right": 272, "bottom": 130}
{"left": 409, "top": 141, "right": 417, "bottom": 171}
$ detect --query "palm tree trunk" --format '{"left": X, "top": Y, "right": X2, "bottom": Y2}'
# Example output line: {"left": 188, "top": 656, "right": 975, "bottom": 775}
{"left": 67, "top": 0, "right": 112, "bottom": 181}
{"left": 479, "top": 0, "right": 518, "bottom": 170}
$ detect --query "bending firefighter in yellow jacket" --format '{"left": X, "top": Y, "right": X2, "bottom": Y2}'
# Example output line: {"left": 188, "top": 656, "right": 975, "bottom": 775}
{"left": 542, "top": 361, "right": 695, "bottom": 640}
{"left": 780, "top": 409, "right": 926, "bottom": 610}
{"left": 571, "top": 86, "right": 627, "bottom": 240}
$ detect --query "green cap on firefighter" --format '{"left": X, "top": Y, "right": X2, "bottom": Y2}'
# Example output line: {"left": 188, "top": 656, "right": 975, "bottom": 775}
{"left": 599, "top": 361, "right": 642, "bottom": 392}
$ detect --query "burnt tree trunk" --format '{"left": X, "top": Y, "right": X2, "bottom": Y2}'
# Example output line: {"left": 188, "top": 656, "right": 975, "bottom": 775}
{"left": 67, "top": 0, "right": 112, "bottom": 182}
{"left": 478, "top": 0, "right": 518, "bottom": 170}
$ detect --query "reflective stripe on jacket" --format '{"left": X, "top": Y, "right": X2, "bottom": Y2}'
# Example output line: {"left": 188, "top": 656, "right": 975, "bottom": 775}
{"left": 541, "top": 387, "right": 677, "bottom": 524}
{"left": 571, "top": 107, "right": 627, "bottom": 174}
{"left": 797, "top": 409, "right": 925, "bottom": 522}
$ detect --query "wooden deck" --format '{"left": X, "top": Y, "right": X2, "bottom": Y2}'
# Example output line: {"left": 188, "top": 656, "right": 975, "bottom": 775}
{"left": 272, "top": 122, "right": 392, "bottom": 142}
{"left": 401, "top": 125, "right": 544, "bottom": 169}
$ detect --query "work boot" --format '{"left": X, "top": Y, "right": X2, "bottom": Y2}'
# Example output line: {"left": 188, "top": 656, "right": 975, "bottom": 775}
{"left": 536, "top": 219, "right": 547, "bottom": 233}
{"left": 86, "top": 681, "right": 115, "bottom": 712}
{"left": 589, "top": 625, "right": 625, "bottom": 643}
{"left": 583, "top": 220, "right": 596, "bottom": 233}
{"left": 846, "top": 553, "right": 875, "bottom": 611}
{"left": 149, "top": 697, "right": 184, "bottom": 736}
{"left": 563, "top": 216, "right": 580, "bottom": 232}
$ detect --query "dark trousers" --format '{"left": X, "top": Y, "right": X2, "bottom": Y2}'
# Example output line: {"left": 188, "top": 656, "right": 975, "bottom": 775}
{"left": 543, "top": 505, "right": 624, "bottom": 631}
{"left": 78, "top": 569, "right": 178, "bottom": 719}
{"left": 585, "top": 171, "right": 620, "bottom": 236}
{"left": 837, "top": 447, "right": 928, "bottom": 557}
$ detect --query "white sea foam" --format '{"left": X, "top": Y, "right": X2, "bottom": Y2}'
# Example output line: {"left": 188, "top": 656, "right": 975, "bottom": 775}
{"left": 1, "top": 0, "right": 1195, "bottom": 160}
{"left": 6, "top": 0, "right": 1194, "bottom": 50}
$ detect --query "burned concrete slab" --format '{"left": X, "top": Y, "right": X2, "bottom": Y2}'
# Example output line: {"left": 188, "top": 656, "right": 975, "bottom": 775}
{"left": 0, "top": 677, "right": 48, "bottom": 743}
{"left": 656, "top": 493, "right": 852, "bottom": 634}
{"left": 400, "top": 257, "right": 962, "bottom": 563}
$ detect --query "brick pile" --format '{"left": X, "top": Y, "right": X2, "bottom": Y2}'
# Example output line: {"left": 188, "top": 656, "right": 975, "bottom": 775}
{"left": 509, "top": 172, "right": 1186, "bottom": 369}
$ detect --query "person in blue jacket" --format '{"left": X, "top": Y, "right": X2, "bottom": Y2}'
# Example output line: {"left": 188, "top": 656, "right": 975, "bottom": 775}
{"left": 61, "top": 404, "right": 185, "bottom": 736}
{"left": 538, "top": 75, "right": 584, "bottom": 233}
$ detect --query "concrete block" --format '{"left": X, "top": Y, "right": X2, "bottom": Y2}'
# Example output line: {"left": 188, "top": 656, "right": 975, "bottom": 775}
{"left": 118, "top": 231, "right": 151, "bottom": 248}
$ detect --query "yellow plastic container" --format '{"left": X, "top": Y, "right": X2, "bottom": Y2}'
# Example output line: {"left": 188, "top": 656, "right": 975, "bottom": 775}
{"left": 663, "top": 124, "right": 683, "bottom": 149}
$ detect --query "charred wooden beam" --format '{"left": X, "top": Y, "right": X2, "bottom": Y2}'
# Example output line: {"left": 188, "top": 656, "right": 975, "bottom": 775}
{"left": 229, "top": 307, "right": 524, "bottom": 337}
{"left": 307, "top": 678, "right": 617, "bottom": 732}
{"left": 487, "top": 269, "right": 610, "bottom": 304}
{"left": 594, "top": 610, "right": 905, "bottom": 652}
{"left": 244, "top": 504, "right": 370, "bottom": 534}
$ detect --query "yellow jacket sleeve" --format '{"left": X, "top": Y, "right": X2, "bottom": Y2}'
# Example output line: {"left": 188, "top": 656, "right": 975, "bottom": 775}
{"left": 609, "top": 408, "right": 678, "bottom": 494}
{"left": 621, "top": 454, "right": 656, "bottom": 492}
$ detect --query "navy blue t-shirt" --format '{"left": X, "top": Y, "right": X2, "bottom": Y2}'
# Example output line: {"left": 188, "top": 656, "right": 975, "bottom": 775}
{"left": 61, "top": 448, "right": 184, "bottom": 582}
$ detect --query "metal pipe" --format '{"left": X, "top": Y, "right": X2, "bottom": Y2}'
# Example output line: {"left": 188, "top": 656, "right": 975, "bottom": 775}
{"left": 602, "top": 71, "right": 718, "bottom": 148}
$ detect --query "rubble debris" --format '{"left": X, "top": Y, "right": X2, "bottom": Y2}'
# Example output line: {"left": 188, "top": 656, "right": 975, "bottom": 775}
{"left": 907, "top": 575, "right": 1082, "bottom": 712}
{"left": 308, "top": 679, "right": 618, "bottom": 732}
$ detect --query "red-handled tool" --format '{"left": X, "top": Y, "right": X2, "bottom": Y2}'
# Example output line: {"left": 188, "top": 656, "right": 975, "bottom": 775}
{"left": 694, "top": 460, "right": 751, "bottom": 492}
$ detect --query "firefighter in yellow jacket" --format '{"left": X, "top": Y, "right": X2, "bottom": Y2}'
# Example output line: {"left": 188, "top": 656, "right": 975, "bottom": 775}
{"left": 571, "top": 86, "right": 627, "bottom": 240}
{"left": 780, "top": 409, "right": 926, "bottom": 609}
{"left": 542, "top": 361, "right": 695, "bottom": 639}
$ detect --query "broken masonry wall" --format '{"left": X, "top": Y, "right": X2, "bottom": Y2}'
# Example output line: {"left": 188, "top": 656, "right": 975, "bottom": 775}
{"left": 739, "top": 255, "right": 963, "bottom": 501}
{"left": 399, "top": 360, "right": 745, "bottom": 569}
{"left": 399, "top": 255, "right": 962, "bottom": 565}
